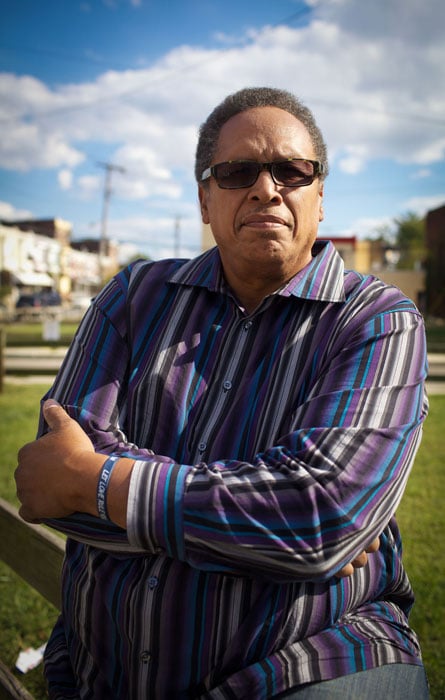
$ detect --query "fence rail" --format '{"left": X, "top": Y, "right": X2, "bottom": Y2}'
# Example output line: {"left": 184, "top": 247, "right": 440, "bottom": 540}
{"left": 0, "top": 497, "right": 64, "bottom": 699}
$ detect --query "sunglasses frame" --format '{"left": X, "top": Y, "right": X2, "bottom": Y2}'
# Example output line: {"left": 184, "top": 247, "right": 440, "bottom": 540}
{"left": 201, "top": 158, "right": 324, "bottom": 189}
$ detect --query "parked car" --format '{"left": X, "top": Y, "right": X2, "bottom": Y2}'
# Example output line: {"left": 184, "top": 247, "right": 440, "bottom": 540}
{"left": 38, "top": 290, "right": 62, "bottom": 306}
{"left": 15, "top": 290, "right": 62, "bottom": 319}
{"left": 15, "top": 293, "right": 42, "bottom": 309}
{"left": 15, "top": 290, "right": 61, "bottom": 309}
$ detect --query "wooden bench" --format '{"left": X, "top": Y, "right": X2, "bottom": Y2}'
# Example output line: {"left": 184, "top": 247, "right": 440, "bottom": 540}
{"left": 0, "top": 497, "right": 64, "bottom": 700}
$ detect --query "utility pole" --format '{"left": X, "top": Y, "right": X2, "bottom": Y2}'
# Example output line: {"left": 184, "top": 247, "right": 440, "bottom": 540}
{"left": 97, "top": 161, "right": 126, "bottom": 282}
{"left": 174, "top": 215, "right": 181, "bottom": 257}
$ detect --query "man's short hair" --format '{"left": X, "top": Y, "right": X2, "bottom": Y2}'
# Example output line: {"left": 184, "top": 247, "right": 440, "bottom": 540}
{"left": 195, "top": 86, "right": 329, "bottom": 184}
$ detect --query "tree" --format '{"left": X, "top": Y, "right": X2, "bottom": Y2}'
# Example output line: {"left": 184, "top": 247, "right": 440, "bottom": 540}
{"left": 393, "top": 212, "right": 426, "bottom": 270}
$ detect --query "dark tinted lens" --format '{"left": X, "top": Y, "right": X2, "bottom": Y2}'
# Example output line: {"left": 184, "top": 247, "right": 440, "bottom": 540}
{"left": 273, "top": 160, "right": 315, "bottom": 186}
{"left": 213, "top": 162, "right": 259, "bottom": 188}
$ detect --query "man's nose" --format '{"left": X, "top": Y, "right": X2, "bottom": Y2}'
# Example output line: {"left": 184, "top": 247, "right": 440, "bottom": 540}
{"left": 248, "top": 170, "right": 283, "bottom": 203}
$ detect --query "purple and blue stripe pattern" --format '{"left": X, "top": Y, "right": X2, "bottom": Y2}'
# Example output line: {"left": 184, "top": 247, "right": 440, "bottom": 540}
{"left": 42, "top": 241, "right": 428, "bottom": 698}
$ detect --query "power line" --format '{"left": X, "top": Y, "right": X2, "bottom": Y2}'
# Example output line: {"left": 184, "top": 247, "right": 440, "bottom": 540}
{"left": 0, "top": 43, "right": 133, "bottom": 71}
{"left": 0, "top": 4, "right": 312, "bottom": 73}
{"left": 1, "top": 6, "right": 444, "bottom": 130}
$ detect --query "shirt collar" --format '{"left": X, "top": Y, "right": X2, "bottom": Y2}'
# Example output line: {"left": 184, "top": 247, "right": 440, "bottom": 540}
{"left": 168, "top": 239, "right": 345, "bottom": 303}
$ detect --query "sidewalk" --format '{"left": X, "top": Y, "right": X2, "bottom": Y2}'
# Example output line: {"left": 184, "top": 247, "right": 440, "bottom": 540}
{"left": 4, "top": 352, "right": 445, "bottom": 393}
{"left": 426, "top": 353, "right": 445, "bottom": 393}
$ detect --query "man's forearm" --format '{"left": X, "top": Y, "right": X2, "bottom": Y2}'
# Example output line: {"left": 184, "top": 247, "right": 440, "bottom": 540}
{"left": 15, "top": 400, "right": 134, "bottom": 527}
{"left": 106, "top": 458, "right": 134, "bottom": 527}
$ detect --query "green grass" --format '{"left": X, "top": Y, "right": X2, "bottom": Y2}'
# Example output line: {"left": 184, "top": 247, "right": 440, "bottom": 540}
{"left": 0, "top": 384, "right": 444, "bottom": 698}
{"left": 0, "top": 322, "right": 79, "bottom": 347}
{"left": 2, "top": 319, "right": 444, "bottom": 350}
{"left": 396, "top": 395, "right": 445, "bottom": 698}
{"left": 0, "top": 381, "right": 55, "bottom": 699}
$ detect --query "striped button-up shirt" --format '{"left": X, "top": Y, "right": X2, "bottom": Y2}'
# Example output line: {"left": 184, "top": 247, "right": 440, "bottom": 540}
{"left": 42, "top": 241, "right": 428, "bottom": 699}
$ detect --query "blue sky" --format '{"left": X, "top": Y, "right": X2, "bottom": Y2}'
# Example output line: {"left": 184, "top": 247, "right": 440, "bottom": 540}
{"left": 1, "top": 0, "right": 444, "bottom": 260}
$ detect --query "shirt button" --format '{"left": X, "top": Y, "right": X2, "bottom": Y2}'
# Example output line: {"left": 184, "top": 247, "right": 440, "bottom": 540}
{"left": 198, "top": 441, "right": 207, "bottom": 452}
{"left": 223, "top": 380, "right": 232, "bottom": 391}
{"left": 148, "top": 576, "right": 159, "bottom": 589}
{"left": 140, "top": 650, "right": 151, "bottom": 664}
{"left": 244, "top": 320, "right": 252, "bottom": 330}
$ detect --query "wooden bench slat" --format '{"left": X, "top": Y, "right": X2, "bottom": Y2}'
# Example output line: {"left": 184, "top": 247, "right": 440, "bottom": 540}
{"left": 0, "top": 659, "right": 35, "bottom": 700}
{"left": 0, "top": 497, "right": 64, "bottom": 610}
{"left": 0, "top": 498, "right": 66, "bottom": 698}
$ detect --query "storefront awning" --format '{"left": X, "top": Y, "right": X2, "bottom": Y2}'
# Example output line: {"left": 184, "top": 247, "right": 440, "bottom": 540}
{"left": 12, "top": 271, "right": 54, "bottom": 287}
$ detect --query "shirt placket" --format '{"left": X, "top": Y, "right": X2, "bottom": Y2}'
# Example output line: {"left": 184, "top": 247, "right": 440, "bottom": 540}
{"left": 190, "top": 313, "right": 256, "bottom": 463}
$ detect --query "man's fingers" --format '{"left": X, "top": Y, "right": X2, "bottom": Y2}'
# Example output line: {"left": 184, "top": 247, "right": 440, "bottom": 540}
{"left": 350, "top": 551, "right": 368, "bottom": 568}
{"left": 337, "top": 552, "right": 368, "bottom": 578}
{"left": 42, "top": 399, "right": 71, "bottom": 431}
{"left": 365, "top": 537, "right": 380, "bottom": 553}
{"left": 337, "top": 563, "right": 354, "bottom": 578}
{"left": 347, "top": 538, "right": 380, "bottom": 571}
{"left": 337, "top": 538, "right": 381, "bottom": 579}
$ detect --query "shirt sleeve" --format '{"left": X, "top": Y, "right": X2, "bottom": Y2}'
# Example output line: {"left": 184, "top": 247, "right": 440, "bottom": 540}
{"left": 39, "top": 269, "right": 166, "bottom": 550}
{"left": 127, "top": 301, "right": 428, "bottom": 581}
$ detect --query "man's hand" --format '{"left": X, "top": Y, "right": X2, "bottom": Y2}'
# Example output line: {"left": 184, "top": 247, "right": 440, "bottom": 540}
{"left": 15, "top": 399, "right": 102, "bottom": 522}
{"left": 337, "top": 538, "right": 380, "bottom": 578}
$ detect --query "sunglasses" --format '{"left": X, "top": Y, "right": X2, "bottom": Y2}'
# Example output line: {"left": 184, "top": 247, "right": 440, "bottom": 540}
{"left": 201, "top": 158, "right": 324, "bottom": 190}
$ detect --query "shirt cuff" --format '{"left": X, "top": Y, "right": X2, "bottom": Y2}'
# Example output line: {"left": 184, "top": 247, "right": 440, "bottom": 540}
{"left": 127, "top": 458, "right": 192, "bottom": 559}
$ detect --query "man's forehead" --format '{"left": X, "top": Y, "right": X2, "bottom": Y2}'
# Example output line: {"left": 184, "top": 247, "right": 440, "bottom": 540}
{"left": 215, "top": 106, "right": 315, "bottom": 160}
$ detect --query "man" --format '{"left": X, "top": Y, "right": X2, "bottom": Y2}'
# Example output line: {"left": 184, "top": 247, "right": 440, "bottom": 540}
{"left": 16, "top": 87, "right": 429, "bottom": 698}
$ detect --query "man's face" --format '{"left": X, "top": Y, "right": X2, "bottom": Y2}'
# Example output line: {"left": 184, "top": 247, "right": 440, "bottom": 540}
{"left": 199, "top": 106, "right": 324, "bottom": 289}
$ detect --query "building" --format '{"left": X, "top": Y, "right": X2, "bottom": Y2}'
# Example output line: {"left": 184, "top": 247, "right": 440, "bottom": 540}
{"left": 0, "top": 218, "right": 119, "bottom": 317}
{"left": 70, "top": 237, "right": 119, "bottom": 285}
{"left": 0, "top": 223, "right": 62, "bottom": 313}
{"left": 5, "top": 217, "right": 72, "bottom": 246}
{"left": 425, "top": 204, "right": 445, "bottom": 318}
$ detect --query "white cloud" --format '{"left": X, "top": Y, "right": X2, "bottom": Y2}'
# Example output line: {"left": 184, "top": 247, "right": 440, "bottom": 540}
{"left": 402, "top": 194, "right": 445, "bottom": 217}
{"left": 0, "top": 118, "right": 84, "bottom": 171}
{"left": 118, "top": 242, "right": 140, "bottom": 264}
{"left": 0, "top": 201, "right": 33, "bottom": 220}
{"left": 0, "top": 0, "right": 445, "bottom": 180}
{"left": 101, "top": 211, "right": 202, "bottom": 260}
{"left": 335, "top": 215, "right": 395, "bottom": 239}
{"left": 399, "top": 137, "right": 445, "bottom": 166}
{"left": 343, "top": 194, "right": 445, "bottom": 240}
{"left": 111, "top": 144, "right": 183, "bottom": 200}
{"left": 77, "top": 174, "right": 102, "bottom": 199}
{"left": 337, "top": 145, "right": 369, "bottom": 174}
{"left": 411, "top": 168, "right": 432, "bottom": 180}
{"left": 311, "top": 0, "right": 445, "bottom": 45}
{"left": 0, "top": 0, "right": 444, "bottom": 224}
{"left": 58, "top": 169, "right": 73, "bottom": 190}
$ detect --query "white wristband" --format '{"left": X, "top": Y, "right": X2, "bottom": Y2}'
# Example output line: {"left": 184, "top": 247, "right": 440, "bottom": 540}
{"left": 97, "top": 456, "right": 119, "bottom": 520}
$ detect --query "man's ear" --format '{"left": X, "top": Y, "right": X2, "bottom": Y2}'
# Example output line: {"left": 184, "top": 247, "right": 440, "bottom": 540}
{"left": 318, "top": 184, "right": 324, "bottom": 222}
{"left": 198, "top": 185, "right": 210, "bottom": 224}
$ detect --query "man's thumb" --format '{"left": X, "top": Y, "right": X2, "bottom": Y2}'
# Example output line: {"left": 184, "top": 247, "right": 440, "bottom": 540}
{"left": 43, "top": 399, "right": 71, "bottom": 430}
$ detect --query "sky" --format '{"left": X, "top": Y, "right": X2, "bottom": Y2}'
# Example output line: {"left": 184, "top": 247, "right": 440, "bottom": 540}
{"left": 1, "top": 0, "right": 444, "bottom": 261}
